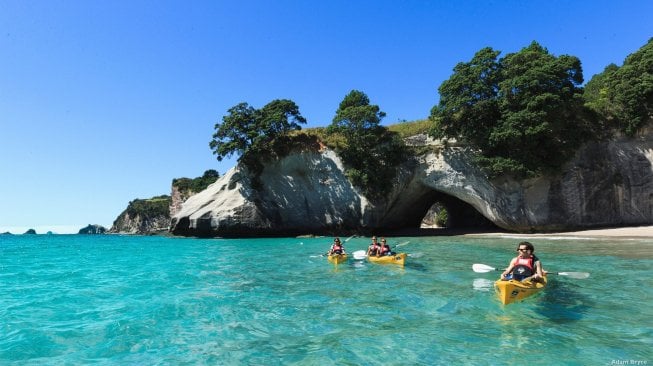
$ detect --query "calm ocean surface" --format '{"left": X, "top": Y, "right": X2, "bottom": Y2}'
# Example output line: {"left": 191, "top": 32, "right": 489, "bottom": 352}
{"left": 1, "top": 234, "right": 651, "bottom": 365}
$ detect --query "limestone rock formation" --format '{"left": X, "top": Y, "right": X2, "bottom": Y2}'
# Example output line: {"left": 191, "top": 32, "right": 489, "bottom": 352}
{"left": 170, "top": 185, "right": 189, "bottom": 219}
{"left": 109, "top": 196, "right": 171, "bottom": 235}
{"left": 110, "top": 211, "right": 170, "bottom": 235}
{"left": 172, "top": 150, "right": 365, "bottom": 237}
{"left": 171, "top": 126, "right": 653, "bottom": 237}
{"left": 78, "top": 224, "right": 107, "bottom": 235}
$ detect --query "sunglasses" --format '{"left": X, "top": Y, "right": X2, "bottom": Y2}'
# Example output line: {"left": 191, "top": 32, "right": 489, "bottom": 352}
{"left": 517, "top": 248, "right": 530, "bottom": 252}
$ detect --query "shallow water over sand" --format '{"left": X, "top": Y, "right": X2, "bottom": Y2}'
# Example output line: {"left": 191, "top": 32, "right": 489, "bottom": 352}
{"left": 1, "top": 234, "right": 651, "bottom": 364}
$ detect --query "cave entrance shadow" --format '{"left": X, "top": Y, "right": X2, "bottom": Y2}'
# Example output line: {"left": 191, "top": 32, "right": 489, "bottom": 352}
{"left": 385, "top": 189, "right": 501, "bottom": 236}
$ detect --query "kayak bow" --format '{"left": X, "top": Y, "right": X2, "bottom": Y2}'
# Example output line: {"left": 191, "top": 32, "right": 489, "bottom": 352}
{"left": 327, "top": 253, "right": 348, "bottom": 265}
{"left": 494, "top": 276, "right": 547, "bottom": 305}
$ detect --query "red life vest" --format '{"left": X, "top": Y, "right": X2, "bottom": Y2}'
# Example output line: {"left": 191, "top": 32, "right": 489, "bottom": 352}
{"left": 331, "top": 244, "right": 343, "bottom": 253}
{"left": 380, "top": 244, "right": 391, "bottom": 255}
{"left": 515, "top": 256, "right": 534, "bottom": 269}
{"left": 512, "top": 255, "right": 535, "bottom": 278}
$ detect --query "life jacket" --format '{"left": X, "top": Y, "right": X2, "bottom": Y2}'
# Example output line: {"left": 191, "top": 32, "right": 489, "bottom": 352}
{"left": 379, "top": 244, "right": 392, "bottom": 256}
{"left": 368, "top": 243, "right": 379, "bottom": 255}
{"left": 331, "top": 244, "right": 343, "bottom": 254}
{"left": 511, "top": 255, "right": 538, "bottom": 279}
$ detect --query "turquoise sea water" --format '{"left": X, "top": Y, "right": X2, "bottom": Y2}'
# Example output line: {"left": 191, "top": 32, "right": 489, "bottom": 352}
{"left": 1, "top": 234, "right": 651, "bottom": 365}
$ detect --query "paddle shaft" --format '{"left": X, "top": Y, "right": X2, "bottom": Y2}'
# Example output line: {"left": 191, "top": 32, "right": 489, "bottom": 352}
{"left": 472, "top": 263, "right": 589, "bottom": 279}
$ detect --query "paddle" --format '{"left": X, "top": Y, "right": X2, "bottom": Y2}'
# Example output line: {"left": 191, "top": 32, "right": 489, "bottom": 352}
{"left": 352, "top": 241, "right": 410, "bottom": 260}
{"left": 472, "top": 263, "right": 590, "bottom": 279}
{"left": 394, "top": 241, "right": 410, "bottom": 248}
{"left": 352, "top": 250, "right": 367, "bottom": 260}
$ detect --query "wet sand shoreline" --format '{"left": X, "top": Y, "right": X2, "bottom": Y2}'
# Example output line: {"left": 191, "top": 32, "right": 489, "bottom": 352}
{"left": 386, "top": 225, "right": 653, "bottom": 239}
{"left": 463, "top": 225, "right": 653, "bottom": 239}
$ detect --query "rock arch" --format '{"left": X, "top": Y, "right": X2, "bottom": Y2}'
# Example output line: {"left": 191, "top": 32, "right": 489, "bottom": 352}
{"left": 420, "top": 191, "right": 498, "bottom": 230}
{"left": 171, "top": 129, "right": 653, "bottom": 237}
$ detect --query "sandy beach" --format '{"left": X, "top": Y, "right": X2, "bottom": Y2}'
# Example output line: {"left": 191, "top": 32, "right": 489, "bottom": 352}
{"left": 465, "top": 225, "right": 653, "bottom": 239}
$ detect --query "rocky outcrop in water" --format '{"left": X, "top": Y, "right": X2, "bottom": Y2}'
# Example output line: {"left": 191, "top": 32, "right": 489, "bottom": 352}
{"left": 108, "top": 171, "right": 220, "bottom": 235}
{"left": 78, "top": 224, "right": 107, "bottom": 235}
{"left": 109, "top": 196, "right": 171, "bottom": 235}
{"left": 170, "top": 125, "right": 653, "bottom": 237}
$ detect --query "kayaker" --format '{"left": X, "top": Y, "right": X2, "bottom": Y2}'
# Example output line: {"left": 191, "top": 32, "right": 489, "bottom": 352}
{"left": 500, "top": 241, "right": 544, "bottom": 281}
{"left": 367, "top": 236, "right": 380, "bottom": 256}
{"left": 378, "top": 238, "right": 395, "bottom": 256}
{"left": 328, "top": 237, "right": 346, "bottom": 255}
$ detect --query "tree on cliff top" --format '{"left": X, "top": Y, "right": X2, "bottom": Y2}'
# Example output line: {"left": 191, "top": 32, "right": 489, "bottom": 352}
{"left": 584, "top": 37, "right": 653, "bottom": 136}
{"left": 209, "top": 99, "right": 307, "bottom": 164}
{"left": 327, "top": 90, "right": 407, "bottom": 199}
{"left": 431, "top": 41, "right": 594, "bottom": 177}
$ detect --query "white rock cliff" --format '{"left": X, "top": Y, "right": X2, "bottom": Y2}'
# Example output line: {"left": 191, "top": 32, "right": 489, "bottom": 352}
{"left": 171, "top": 128, "right": 653, "bottom": 237}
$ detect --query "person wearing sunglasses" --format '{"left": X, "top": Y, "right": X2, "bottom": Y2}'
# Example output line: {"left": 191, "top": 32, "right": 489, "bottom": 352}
{"left": 328, "top": 237, "right": 346, "bottom": 255}
{"left": 500, "top": 241, "right": 544, "bottom": 281}
{"left": 367, "top": 236, "right": 380, "bottom": 257}
{"left": 378, "top": 238, "right": 395, "bottom": 256}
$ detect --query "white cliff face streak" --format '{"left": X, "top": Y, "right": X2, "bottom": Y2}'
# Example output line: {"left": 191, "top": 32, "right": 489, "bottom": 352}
{"left": 171, "top": 127, "right": 653, "bottom": 237}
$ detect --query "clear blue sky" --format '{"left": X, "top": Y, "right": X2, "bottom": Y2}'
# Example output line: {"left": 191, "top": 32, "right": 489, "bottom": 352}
{"left": 1, "top": 1, "right": 651, "bottom": 234}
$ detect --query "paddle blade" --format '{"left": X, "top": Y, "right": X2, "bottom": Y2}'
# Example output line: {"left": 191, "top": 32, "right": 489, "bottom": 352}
{"left": 557, "top": 271, "right": 590, "bottom": 279}
{"left": 472, "top": 263, "right": 497, "bottom": 273}
{"left": 352, "top": 250, "right": 367, "bottom": 260}
{"left": 395, "top": 241, "right": 410, "bottom": 248}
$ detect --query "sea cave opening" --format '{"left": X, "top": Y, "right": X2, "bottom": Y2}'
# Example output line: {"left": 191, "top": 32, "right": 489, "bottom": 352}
{"left": 416, "top": 190, "right": 499, "bottom": 233}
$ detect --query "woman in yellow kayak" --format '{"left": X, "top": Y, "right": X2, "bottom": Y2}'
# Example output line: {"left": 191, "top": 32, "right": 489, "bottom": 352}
{"left": 366, "top": 236, "right": 380, "bottom": 256}
{"left": 500, "top": 241, "right": 544, "bottom": 281}
{"left": 327, "top": 237, "right": 346, "bottom": 255}
{"left": 378, "top": 237, "right": 396, "bottom": 256}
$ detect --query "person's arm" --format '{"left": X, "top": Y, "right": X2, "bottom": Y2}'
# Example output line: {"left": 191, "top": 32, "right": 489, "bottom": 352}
{"left": 501, "top": 258, "right": 516, "bottom": 279}
{"left": 533, "top": 260, "right": 544, "bottom": 278}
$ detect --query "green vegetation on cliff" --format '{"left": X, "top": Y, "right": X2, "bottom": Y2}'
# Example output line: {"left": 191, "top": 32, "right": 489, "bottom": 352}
{"left": 209, "top": 99, "right": 307, "bottom": 174}
{"left": 206, "top": 39, "right": 652, "bottom": 192}
{"left": 124, "top": 195, "right": 171, "bottom": 218}
{"left": 209, "top": 93, "right": 407, "bottom": 198}
{"left": 584, "top": 37, "right": 653, "bottom": 136}
{"left": 326, "top": 90, "right": 408, "bottom": 199}
{"left": 430, "top": 41, "right": 595, "bottom": 178}
{"left": 172, "top": 170, "right": 220, "bottom": 194}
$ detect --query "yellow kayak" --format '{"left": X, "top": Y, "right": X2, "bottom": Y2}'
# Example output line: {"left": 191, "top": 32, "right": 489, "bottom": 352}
{"left": 368, "top": 253, "right": 407, "bottom": 266}
{"left": 327, "top": 253, "right": 348, "bottom": 265}
{"left": 494, "top": 276, "right": 547, "bottom": 305}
